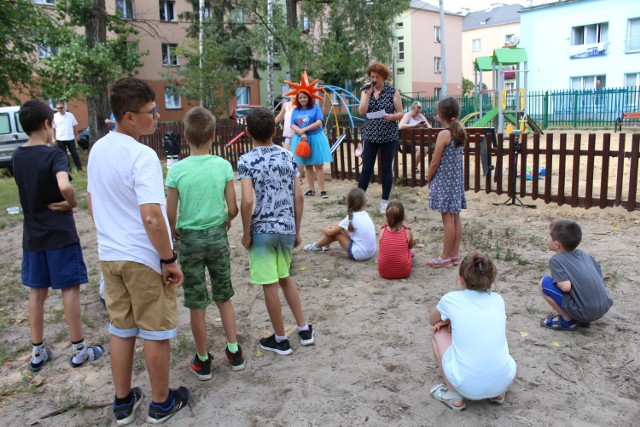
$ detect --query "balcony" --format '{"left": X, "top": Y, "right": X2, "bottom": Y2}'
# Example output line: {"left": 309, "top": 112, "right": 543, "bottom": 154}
{"left": 568, "top": 42, "right": 608, "bottom": 59}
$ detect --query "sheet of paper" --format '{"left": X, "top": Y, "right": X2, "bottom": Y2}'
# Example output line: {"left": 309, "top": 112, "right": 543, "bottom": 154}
{"left": 366, "top": 110, "right": 386, "bottom": 119}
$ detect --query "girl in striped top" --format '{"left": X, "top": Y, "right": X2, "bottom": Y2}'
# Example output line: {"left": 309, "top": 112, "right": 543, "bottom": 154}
{"left": 378, "top": 201, "right": 417, "bottom": 279}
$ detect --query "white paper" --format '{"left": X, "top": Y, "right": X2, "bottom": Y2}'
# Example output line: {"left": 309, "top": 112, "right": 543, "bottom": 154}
{"left": 366, "top": 110, "right": 386, "bottom": 119}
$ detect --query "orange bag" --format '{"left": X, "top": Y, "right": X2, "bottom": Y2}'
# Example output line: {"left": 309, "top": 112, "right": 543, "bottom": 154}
{"left": 295, "top": 139, "right": 311, "bottom": 158}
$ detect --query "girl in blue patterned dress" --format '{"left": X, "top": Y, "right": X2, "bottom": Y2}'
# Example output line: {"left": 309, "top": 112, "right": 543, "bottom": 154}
{"left": 427, "top": 98, "right": 467, "bottom": 268}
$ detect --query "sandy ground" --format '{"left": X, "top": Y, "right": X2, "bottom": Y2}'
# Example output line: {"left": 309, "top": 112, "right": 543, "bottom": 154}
{"left": 0, "top": 143, "right": 639, "bottom": 426}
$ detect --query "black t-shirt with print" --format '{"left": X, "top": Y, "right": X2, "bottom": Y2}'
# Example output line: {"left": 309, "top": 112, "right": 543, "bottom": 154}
{"left": 361, "top": 83, "right": 400, "bottom": 144}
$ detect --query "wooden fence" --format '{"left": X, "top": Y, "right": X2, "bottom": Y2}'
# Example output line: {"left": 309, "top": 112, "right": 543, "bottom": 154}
{"left": 143, "top": 123, "right": 640, "bottom": 212}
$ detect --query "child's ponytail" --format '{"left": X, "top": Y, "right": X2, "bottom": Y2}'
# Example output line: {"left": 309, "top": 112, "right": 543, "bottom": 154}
{"left": 345, "top": 187, "right": 366, "bottom": 233}
{"left": 348, "top": 207, "right": 354, "bottom": 232}
{"left": 459, "top": 252, "right": 497, "bottom": 291}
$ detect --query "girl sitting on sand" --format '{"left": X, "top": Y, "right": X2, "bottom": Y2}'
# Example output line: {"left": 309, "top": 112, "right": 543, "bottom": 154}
{"left": 378, "top": 201, "right": 416, "bottom": 279}
{"left": 429, "top": 252, "right": 516, "bottom": 411}
{"left": 304, "top": 187, "right": 376, "bottom": 261}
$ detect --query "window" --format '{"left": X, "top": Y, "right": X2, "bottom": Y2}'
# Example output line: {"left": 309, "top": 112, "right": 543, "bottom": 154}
{"left": 504, "top": 34, "right": 515, "bottom": 46}
{"left": 164, "top": 87, "right": 181, "bottom": 109}
{"left": 397, "top": 36, "right": 404, "bottom": 61}
{"left": 159, "top": 1, "right": 176, "bottom": 22}
{"left": 38, "top": 44, "right": 57, "bottom": 58}
{"left": 230, "top": 8, "right": 244, "bottom": 24}
{"left": 395, "top": 21, "right": 404, "bottom": 29}
{"left": 33, "top": 0, "right": 56, "bottom": 5}
{"left": 273, "top": 44, "right": 280, "bottom": 55}
{"left": 628, "top": 18, "right": 640, "bottom": 52}
{"left": 625, "top": 72, "right": 640, "bottom": 108}
{"left": 570, "top": 75, "right": 606, "bottom": 90}
{"left": 236, "top": 87, "right": 249, "bottom": 105}
{"left": 434, "top": 87, "right": 442, "bottom": 98}
{"left": 434, "top": 57, "right": 441, "bottom": 74}
{"left": 330, "top": 92, "right": 340, "bottom": 105}
{"left": 162, "top": 44, "right": 178, "bottom": 66}
{"left": 572, "top": 22, "right": 608, "bottom": 45}
{"left": 397, "top": 68, "right": 405, "bottom": 74}
{"left": 117, "top": 0, "right": 134, "bottom": 20}
{"left": 625, "top": 72, "right": 640, "bottom": 88}
{"left": 434, "top": 26, "right": 441, "bottom": 43}
{"left": 472, "top": 38, "right": 481, "bottom": 52}
{"left": 302, "top": 16, "right": 310, "bottom": 34}
{"left": 273, "top": 62, "right": 281, "bottom": 70}
{"left": 0, "top": 114, "right": 10, "bottom": 134}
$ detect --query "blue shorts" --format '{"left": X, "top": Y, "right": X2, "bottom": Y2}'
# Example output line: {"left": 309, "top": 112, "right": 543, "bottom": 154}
{"left": 22, "top": 242, "right": 88, "bottom": 290}
{"left": 248, "top": 233, "right": 295, "bottom": 284}
{"left": 347, "top": 240, "right": 356, "bottom": 260}
{"left": 541, "top": 275, "right": 565, "bottom": 308}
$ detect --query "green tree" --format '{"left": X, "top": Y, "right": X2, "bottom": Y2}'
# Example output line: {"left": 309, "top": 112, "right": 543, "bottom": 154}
{"left": 462, "top": 77, "right": 474, "bottom": 96}
{"left": 0, "top": 0, "right": 50, "bottom": 104}
{"left": 36, "top": 0, "right": 144, "bottom": 144}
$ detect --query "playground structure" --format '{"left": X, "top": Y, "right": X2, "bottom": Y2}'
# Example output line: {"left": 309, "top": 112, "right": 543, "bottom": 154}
{"left": 467, "top": 47, "right": 543, "bottom": 136}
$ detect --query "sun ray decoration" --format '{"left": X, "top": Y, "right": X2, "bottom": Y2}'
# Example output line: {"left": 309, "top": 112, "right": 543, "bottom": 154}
{"left": 284, "top": 71, "right": 324, "bottom": 101}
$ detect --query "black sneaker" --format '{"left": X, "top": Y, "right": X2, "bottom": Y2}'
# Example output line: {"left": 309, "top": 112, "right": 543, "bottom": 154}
{"left": 113, "top": 387, "right": 143, "bottom": 426}
{"left": 29, "top": 347, "right": 52, "bottom": 372}
{"left": 298, "top": 325, "right": 315, "bottom": 346}
{"left": 225, "top": 346, "right": 246, "bottom": 371}
{"left": 188, "top": 353, "right": 212, "bottom": 381}
{"left": 320, "top": 191, "right": 328, "bottom": 199}
{"left": 259, "top": 334, "right": 293, "bottom": 356}
{"left": 304, "top": 190, "right": 316, "bottom": 196}
{"left": 146, "top": 387, "right": 190, "bottom": 424}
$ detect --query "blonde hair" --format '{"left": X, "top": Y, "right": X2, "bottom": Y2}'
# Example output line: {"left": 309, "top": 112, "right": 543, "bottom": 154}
{"left": 411, "top": 101, "right": 422, "bottom": 110}
{"left": 346, "top": 187, "right": 366, "bottom": 232}
{"left": 184, "top": 106, "right": 216, "bottom": 148}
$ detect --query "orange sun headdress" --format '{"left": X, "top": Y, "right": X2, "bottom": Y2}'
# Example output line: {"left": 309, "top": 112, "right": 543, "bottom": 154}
{"left": 284, "top": 71, "right": 324, "bottom": 102}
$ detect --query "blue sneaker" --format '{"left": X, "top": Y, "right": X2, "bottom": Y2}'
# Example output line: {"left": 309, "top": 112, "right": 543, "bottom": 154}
{"left": 146, "top": 386, "right": 190, "bottom": 424}
{"left": 113, "top": 387, "right": 143, "bottom": 426}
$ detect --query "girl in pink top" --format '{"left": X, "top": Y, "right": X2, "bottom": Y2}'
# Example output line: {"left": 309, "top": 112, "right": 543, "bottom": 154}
{"left": 378, "top": 201, "right": 417, "bottom": 279}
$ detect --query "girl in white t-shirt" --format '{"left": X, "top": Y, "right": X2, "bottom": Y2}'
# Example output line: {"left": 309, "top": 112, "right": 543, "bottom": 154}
{"left": 304, "top": 187, "right": 376, "bottom": 261}
{"left": 429, "top": 252, "right": 517, "bottom": 411}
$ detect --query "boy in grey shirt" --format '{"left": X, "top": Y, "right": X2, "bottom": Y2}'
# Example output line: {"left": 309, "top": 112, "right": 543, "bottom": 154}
{"left": 539, "top": 219, "right": 613, "bottom": 331}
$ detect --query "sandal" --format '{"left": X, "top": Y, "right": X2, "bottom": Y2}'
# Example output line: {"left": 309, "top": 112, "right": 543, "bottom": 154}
{"left": 540, "top": 315, "right": 578, "bottom": 331}
{"left": 305, "top": 190, "right": 316, "bottom": 197}
{"left": 320, "top": 191, "right": 328, "bottom": 199}
{"left": 427, "top": 256, "right": 453, "bottom": 268}
{"left": 489, "top": 390, "right": 508, "bottom": 405}
{"left": 304, "top": 242, "right": 329, "bottom": 252}
{"left": 451, "top": 256, "right": 461, "bottom": 265}
{"left": 430, "top": 383, "right": 466, "bottom": 411}
{"left": 68, "top": 344, "right": 105, "bottom": 368}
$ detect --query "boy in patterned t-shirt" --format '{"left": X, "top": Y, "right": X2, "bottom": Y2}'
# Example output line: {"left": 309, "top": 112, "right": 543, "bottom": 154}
{"left": 237, "top": 107, "right": 315, "bottom": 355}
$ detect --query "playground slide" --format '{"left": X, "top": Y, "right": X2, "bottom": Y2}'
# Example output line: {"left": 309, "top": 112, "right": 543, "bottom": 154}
{"left": 470, "top": 107, "right": 499, "bottom": 127}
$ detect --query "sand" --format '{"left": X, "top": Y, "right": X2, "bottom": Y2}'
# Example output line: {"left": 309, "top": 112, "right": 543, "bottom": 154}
{"left": 0, "top": 142, "right": 639, "bottom": 426}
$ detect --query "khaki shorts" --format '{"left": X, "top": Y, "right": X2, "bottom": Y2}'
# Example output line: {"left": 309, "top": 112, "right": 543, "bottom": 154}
{"left": 100, "top": 260, "right": 177, "bottom": 340}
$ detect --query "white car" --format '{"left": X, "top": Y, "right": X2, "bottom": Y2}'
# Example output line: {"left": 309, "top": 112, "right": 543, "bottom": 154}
{"left": 0, "top": 106, "right": 28, "bottom": 171}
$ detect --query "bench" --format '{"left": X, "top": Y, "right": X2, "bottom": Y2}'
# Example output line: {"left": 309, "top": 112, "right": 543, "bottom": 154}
{"left": 614, "top": 112, "right": 640, "bottom": 132}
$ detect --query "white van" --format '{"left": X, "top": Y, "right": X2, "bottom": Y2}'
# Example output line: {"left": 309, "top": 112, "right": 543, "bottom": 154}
{"left": 0, "top": 106, "right": 28, "bottom": 170}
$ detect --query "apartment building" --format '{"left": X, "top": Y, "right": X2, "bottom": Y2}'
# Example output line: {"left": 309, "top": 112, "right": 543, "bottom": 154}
{"left": 462, "top": 3, "right": 523, "bottom": 90}
{"left": 393, "top": 0, "right": 463, "bottom": 98}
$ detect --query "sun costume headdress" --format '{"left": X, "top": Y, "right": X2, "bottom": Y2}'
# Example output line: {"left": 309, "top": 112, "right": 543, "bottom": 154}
{"left": 284, "top": 71, "right": 324, "bottom": 101}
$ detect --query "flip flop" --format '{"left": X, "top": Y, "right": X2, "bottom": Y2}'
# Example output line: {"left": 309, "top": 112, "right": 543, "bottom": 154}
{"left": 450, "top": 256, "right": 462, "bottom": 265}
{"left": 540, "top": 315, "right": 577, "bottom": 331}
{"left": 489, "top": 389, "right": 508, "bottom": 405}
{"left": 430, "top": 383, "right": 466, "bottom": 411}
{"left": 427, "top": 256, "right": 453, "bottom": 268}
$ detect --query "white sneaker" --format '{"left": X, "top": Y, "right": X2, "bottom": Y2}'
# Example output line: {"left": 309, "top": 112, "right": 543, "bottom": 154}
{"left": 380, "top": 199, "right": 388, "bottom": 214}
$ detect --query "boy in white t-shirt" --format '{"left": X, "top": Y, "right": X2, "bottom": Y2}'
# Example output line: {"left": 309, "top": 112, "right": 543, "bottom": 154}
{"left": 429, "top": 252, "right": 516, "bottom": 411}
{"left": 87, "top": 77, "right": 189, "bottom": 425}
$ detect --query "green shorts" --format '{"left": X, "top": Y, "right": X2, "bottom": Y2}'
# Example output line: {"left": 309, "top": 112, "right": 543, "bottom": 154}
{"left": 249, "top": 233, "right": 295, "bottom": 285}
{"left": 179, "top": 224, "right": 234, "bottom": 309}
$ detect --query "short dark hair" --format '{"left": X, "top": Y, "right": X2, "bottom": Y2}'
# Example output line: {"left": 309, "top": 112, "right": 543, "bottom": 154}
{"left": 19, "top": 100, "right": 54, "bottom": 135}
{"left": 549, "top": 219, "right": 582, "bottom": 251}
{"left": 459, "top": 252, "right": 497, "bottom": 291}
{"left": 246, "top": 107, "right": 275, "bottom": 142}
{"left": 110, "top": 77, "right": 156, "bottom": 122}
{"left": 184, "top": 107, "right": 216, "bottom": 148}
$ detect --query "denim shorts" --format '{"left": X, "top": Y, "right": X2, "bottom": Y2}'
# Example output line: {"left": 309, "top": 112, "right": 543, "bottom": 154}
{"left": 541, "top": 275, "right": 565, "bottom": 308}
{"left": 22, "top": 242, "right": 88, "bottom": 290}
{"left": 347, "top": 240, "right": 356, "bottom": 260}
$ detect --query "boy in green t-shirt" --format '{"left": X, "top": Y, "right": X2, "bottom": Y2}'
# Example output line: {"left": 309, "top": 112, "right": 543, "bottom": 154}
{"left": 166, "top": 107, "right": 244, "bottom": 380}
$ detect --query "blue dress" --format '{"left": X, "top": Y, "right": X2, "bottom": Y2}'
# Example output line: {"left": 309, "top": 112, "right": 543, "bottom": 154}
{"left": 290, "top": 104, "right": 333, "bottom": 166}
{"left": 429, "top": 140, "right": 467, "bottom": 213}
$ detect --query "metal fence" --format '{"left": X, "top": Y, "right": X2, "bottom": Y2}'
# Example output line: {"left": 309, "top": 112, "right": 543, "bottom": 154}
{"left": 402, "top": 87, "right": 640, "bottom": 129}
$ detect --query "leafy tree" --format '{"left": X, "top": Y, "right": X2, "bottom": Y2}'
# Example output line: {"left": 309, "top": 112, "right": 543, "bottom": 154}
{"left": 462, "top": 77, "right": 474, "bottom": 96}
{"left": 36, "top": 0, "right": 144, "bottom": 144}
{"left": 0, "top": 0, "right": 50, "bottom": 104}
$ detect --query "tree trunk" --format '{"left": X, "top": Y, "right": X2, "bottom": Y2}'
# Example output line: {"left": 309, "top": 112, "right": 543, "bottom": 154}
{"left": 86, "top": 0, "right": 110, "bottom": 148}
{"left": 286, "top": 0, "right": 298, "bottom": 30}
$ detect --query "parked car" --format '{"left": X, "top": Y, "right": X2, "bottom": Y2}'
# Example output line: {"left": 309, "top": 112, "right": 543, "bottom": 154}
{"left": 0, "top": 106, "right": 28, "bottom": 170}
{"left": 231, "top": 104, "right": 262, "bottom": 124}
{"left": 78, "top": 127, "right": 90, "bottom": 150}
